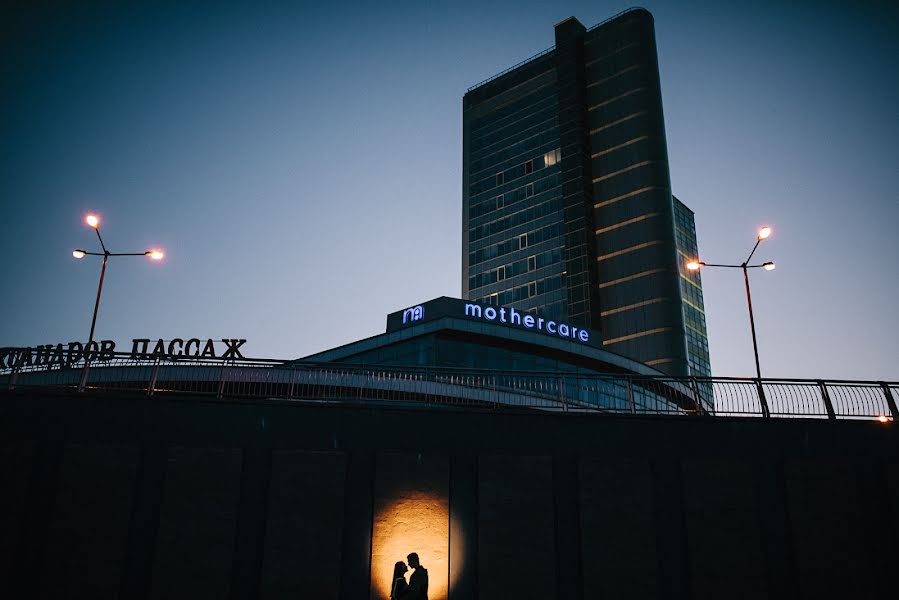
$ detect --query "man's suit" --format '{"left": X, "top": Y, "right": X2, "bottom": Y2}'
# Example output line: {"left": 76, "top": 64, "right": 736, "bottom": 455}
{"left": 406, "top": 566, "right": 428, "bottom": 600}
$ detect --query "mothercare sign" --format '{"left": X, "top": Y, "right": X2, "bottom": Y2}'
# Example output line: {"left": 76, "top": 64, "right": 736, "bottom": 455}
{"left": 1, "top": 338, "right": 247, "bottom": 369}
{"left": 386, "top": 296, "right": 601, "bottom": 348}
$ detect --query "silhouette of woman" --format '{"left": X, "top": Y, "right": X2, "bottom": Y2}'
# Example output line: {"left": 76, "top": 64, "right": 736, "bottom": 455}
{"left": 390, "top": 561, "right": 409, "bottom": 600}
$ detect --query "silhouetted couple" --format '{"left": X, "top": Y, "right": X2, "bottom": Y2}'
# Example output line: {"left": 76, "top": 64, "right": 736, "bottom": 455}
{"left": 390, "top": 552, "right": 428, "bottom": 600}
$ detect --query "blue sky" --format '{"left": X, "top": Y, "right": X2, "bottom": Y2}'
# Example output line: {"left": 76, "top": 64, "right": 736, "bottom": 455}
{"left": 1, "top": 0, "right": 896, "bottom": 379}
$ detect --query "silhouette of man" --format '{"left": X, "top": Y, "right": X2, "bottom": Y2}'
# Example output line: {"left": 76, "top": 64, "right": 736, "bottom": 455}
{"left": 405, "top": 552, "right": 428, "bottom": 600}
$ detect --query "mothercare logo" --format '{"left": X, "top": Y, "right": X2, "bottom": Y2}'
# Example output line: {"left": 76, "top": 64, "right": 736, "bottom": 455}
{"left": 402, "top": 305, "right": 424, "bottom": 324}
{"left": 464, "top": 303, "right": 590, "bottom": 343}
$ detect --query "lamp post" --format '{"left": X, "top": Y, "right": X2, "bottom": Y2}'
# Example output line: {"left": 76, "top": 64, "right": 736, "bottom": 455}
{"left": 686, "top": 226, "right": 775, "bottom": 381}
{"left": 73, "top": 214, "right": 163, "bottom": 389}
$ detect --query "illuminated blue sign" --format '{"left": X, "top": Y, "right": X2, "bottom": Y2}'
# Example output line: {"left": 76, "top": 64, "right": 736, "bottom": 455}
{"left": 402, "top": 305, "right": 424, "bottom": 324}
{"left": 387, "top": 297, "right": 599, "bottom": 346}
{"left": 463, "top": 303, "right": 589, "bottom": 343}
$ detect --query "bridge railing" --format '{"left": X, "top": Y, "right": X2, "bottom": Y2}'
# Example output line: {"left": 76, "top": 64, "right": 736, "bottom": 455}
{"left": 0, "top": 349, "right": 896, "bottom": 421}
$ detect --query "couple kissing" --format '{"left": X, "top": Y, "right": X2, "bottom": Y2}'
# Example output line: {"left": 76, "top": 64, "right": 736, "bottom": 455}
{"left": 390, "top": 552, "right": 428, "bottom": 600}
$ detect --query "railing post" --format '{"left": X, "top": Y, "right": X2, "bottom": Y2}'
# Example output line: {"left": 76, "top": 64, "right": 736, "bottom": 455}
{"left": 77, "top": 359, "right": 91, "bottom": 393}
{"left": 217, "top": 361, "right": 226, "bottom": 399}
{"left": 879, "top": 382, "right": 899, "bottom": 420}
{"left": 492, "top": 375, "right": 498, "bottom": 410}
{"left": 817, "top": 380, "right": 836, "bottom": 420}
{"left": 689, "top": 377, "right": 702, "bottom": 415}
{"left": 756, "top": 379, "right": 770, "bottom": 418}
{"left": 146, "top": 358, "right": 160, "bottom": 397}
{"left": 8, "top": 363, "right": 19, "bottom": 391}
{"left": 627, "top": 376, "right": 636, "bottom": 414}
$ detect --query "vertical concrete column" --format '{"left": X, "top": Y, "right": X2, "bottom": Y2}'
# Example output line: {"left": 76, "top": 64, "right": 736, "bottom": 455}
{"left": 478, "top": 455, "right": 556, "bottom": 600}
{"left": 229, "top": 445, "right": 273, "bottom": 600}
{"left": 8, "top": 442, "right": 62, "bottom": 599}
{"left": 339, "top": 451, "right": 375, "bottom": 600}
{"left": 853, "top": 460, "right": 898, "bottom": 600}
{"left": 259, "top": 450, "right": 347, "bottom": 598}
{"left": 753, "top": 458, "right": 798, "bottom": 600}
{"left": 149, "top": 446, "right": 243, "bottom": 598}
{"left": 40, "top": 444, "right": 140, "bottom": 596}
{"left": 119, "top": 442, "right": 167, "bottom": 600}
{"left": 553, "top": 453, "right": 583, "bottom": 599}
{"left": 449, "top": 453, "right": 478, "bottom": 600}
{"left": 579, "top": 457, "right": 659, "bottom": 598}
{"left": 651, "top": 456, "right": 690, "bottom": 600}
{"left": 0, "top": 443, "right": 33, "bottom": 596}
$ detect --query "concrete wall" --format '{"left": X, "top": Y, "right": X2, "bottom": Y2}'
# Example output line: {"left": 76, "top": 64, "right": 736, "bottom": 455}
{"left": 1, "top": 390, "right": 897, "bottom": 599}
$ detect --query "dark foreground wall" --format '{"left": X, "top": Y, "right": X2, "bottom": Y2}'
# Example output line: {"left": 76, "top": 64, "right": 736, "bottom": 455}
{"left": 1, "top": 389, "right": 897, "bottom": 600}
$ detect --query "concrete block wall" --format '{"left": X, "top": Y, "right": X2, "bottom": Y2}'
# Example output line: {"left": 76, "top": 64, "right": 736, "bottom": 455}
{"left": 1, "top": 390, "right": 897, "bottom": 600}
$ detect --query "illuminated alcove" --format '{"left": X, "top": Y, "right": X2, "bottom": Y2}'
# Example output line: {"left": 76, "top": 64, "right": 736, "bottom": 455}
{"left": 370, "top": 454, "right": 451, "bottom": 600}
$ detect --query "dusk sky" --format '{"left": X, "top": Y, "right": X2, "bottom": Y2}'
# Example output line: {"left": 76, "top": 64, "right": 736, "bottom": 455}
{"left": 1, "top": 0, "right": 896, "bottom": 380}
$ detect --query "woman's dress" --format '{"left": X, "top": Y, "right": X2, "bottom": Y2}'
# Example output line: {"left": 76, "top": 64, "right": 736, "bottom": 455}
{"left": 390, "top": 576, "right": 409, "bottom": 599}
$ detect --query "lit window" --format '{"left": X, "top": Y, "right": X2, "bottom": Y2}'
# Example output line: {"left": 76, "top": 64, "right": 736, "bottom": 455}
{"left": 489, "top": 293, "right": 498, "bottom": 306}
{"left": 528, "top": 256, "right": 536, "bottom": 271}
{"left": 497, "top": 265, "right": 506, "bottom": 281}
{"left": 544, "top": 148, "right": 561, "bottom": 166}
{"left": 496, "top": 194, "right": 504, "bottom": 209}
{"left": 518, "top": 233, "right": 528, "bottom": 249}
{"left": 528, "top": 282, "right": 536, "bottom": 297}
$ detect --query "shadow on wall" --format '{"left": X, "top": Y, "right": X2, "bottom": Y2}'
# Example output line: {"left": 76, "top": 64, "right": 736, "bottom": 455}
{"left": 370, "top": 453, "right": 451, "bottom": 600}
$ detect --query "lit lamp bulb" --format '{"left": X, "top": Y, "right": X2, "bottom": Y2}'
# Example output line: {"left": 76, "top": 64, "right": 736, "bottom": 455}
{"left": 878, "top": 415, "right": 891, "bottom": 424}
{"left": 146, "top": 249, "right": 164, "bottom": 260}
{"left": 72, "top": 250, "right": 86, "bottom": 259}
{"left": 686, "top": 261, "right": 702, "bottom": 271}
{"left": 86, "top": 215, "right": 99, "bottom": 228}
{"left": 762, "top": 262, "right": 776, "bottom": 271}
{"left": 758, "top": 226, "right": 771, "bottom": 240}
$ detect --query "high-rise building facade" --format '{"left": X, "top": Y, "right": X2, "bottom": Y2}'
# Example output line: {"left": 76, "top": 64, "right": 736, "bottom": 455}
{"left": 462, "top": 8, "right": 710, "bottom": 378}
{"left": 673, "top": 196, "right": 711, "bottom": 379}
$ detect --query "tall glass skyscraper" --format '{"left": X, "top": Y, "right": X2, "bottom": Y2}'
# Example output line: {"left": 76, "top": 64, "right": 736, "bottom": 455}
{"left": 462, "top": 8, "right": 711, "bottom": 378}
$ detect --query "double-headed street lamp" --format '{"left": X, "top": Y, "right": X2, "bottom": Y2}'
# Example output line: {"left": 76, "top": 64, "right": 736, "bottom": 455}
{"left": 686, "top": 226, "right": 775, "bottom": 383}
{"left": 72, "top": 213, "right": 164, "bottom": 356}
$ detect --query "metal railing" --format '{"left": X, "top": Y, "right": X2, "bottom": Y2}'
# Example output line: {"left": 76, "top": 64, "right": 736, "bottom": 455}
{"left": 465, "top": 7, "right": 647, "bottom": 93}
{"left": 466, "top": 45, "right": 555, "bottom": 93}
{"left": 0, "top": 350, "right": 896, "bottom": 421}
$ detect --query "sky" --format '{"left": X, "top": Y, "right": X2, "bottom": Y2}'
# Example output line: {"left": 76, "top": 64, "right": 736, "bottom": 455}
{"left": 1, "top": 0, "right": 896, "bottom": 380}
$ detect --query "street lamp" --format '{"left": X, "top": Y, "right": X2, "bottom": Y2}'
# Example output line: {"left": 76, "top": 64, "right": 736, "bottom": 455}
{"left": 686, "top": 225, "right": 775, "bottom": 382}
{"left": 72, "top": 213, "right": 164, "bottom": 370}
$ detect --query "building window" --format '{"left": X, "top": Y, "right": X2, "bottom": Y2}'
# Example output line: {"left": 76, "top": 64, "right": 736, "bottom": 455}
{"left": 495, "top": 172, "right": 504, "bottom": 187}
{"left": 518, "top": 233, "right": 528, "bottom": 249}
{"left": 526, "top": 183, "right": 534, "bottom": 197}
{"left": 525, "top": 160, "right": 533, "bottom": 175}
{"left": 544, "top": 148, "right": 561, "bottom": 166}
{"left": 488, "top": 293, "right": 498, "bottom": 306}
{"left": 496, "top": 193, "right": 504, "bottom": 209}
{"left": 528, "top": 255, "right": 536, "bottom": 271}
{"left": 497, "top": 265, "right": 506, "bottom": 281}
{"left": 528, "top": 281, "right": 537, "bottom": 297}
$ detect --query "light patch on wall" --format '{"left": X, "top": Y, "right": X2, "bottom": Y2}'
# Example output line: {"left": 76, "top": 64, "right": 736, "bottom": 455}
{"left": 371, "top": 491, "right": 449, "bottom": 600}
{"left": 370, "top": 453, "right": 450, "bottom": 600}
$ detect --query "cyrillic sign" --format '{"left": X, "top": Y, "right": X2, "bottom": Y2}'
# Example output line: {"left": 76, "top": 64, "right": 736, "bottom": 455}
{"left": 0, "top": 338, "right": 247, "bottom": 369}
